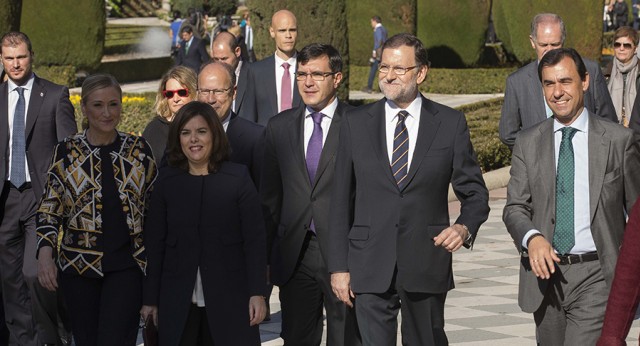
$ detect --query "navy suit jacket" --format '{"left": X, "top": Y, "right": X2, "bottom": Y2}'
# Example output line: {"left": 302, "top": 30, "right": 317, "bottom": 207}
{"left": 175, "top": 36, "right": 209, "bottom": 72}
{"left": 233, "top": 61, "right": 251, "bottom": 116}
{"left": 0, "top": 75, "right": 77, "bottom": 199}
{"left": 226, "top": 112, "right": 265, "bottom": 188}
{"left": 241, "top": 54, "right": 301, "bottom": 126}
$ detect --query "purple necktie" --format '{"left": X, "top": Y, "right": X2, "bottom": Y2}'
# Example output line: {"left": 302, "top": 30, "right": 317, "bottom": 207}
{"left": 281, "top": 62, "right": 292, "bottom": 111}
{"left": 306, "top": 112, "right": 324, "bottom": 183}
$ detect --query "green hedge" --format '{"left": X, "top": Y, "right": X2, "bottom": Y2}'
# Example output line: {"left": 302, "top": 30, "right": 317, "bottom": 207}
{"left": 460, "top": 98, "right": 510, "bottom": 172}
{"left": 417, "top": 0, "right": 491, "bottom": 67}
{"left": 493, "top": 0, "right": 602, "bottom": 63}
{"left": 0, "top": 1, "right": 22, "bottom": 34}
{"left": 346, "top": 0, "right": 416, "bottom": 66}
{"left": 247, "top": 0, "right": 350, "bottom": 100}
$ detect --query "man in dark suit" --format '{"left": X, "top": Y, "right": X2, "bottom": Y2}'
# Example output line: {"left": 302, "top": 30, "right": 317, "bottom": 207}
{"left": 196, "top": 61, "right": 264, "bottom": 187}
{"left": 503, "top": 48, "right": 640, "bottom": 344}
{"left": 0, "top": 32, "right": 76, "bottom": 345}
{"left": 175, "top": 25, "right": 209, "bottom": 73}
{"left": 329, "top": 33, "right": 490, "bottom": 345}
{"left": 243, "top": 9, "right": 301, "bottom": 125}
{"left": 210, "top": 32, "right": 252, "bottom": 122}
{"left": 262, "top": 44, "right": 360, "bottom": 346}
{"left": 499, "top": 13, "right": 617, "bottom": 150}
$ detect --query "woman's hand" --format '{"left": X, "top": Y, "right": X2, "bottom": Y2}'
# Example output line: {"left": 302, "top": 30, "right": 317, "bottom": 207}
{"left": 248, "top": 295, "right": 267, "bottom": 326}
{"left": 37, "top": 247, "right": 58, "bottom": 292}
{"left": 140, "top": 305, "right": 158, "bottom": 327}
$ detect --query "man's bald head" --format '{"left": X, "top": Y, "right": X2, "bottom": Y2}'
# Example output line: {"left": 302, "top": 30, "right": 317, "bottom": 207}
{"left": 270, "top": 10, "right": 298, "bottom": 59}
{"left": 211, "top": 31, "right": 241, "bottom": 69}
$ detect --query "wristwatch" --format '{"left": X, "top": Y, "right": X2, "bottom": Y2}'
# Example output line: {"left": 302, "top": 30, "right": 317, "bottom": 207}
{"left": 461, "top": 224, "right": 473, "bottom": 249}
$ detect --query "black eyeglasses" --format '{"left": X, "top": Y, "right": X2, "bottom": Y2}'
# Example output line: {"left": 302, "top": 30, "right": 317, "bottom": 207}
{"left": 197, "top": 87, "right": 232, "bottom": 97}
{"left": 162, "top": 89, "right": 189, "bottom": 98}
{"left": 378, "top": 64, "right": 419, "bottom": 75}
{"left": 295, "top": 71, "right": 337, "bottom": 81}
{"left": 614, "top": 42, "right": 634, "bottom": 50}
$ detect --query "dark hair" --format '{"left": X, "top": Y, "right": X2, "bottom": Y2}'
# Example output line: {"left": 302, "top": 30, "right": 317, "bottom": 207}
{"left": 537, "top": 48, "right": 587, "bottom": 82}
{"left": 1, "top": 31, "right": 33, "bottom": 53}
{"left": 297, "top": 43, "right": 342, "bottom": 73}
{"left": 181, "top": 24, "right": 194, "bottom": 35}
{"left": 166, "top": 101, "right": 230, "bottom": 173}
{"left": 614, "top": 26, "right": 639, "bottom": 46}
{"left": 198, "top": 60, "right": 236, "bottom": 88}
{"left": 173, "top": 10, "right": 182, "bottom": 20}
{"left": 372, "top": 15, "right": 382, "bottom": 23}
{"left": 382, "top": 33, "right": 430, "bottom": 67}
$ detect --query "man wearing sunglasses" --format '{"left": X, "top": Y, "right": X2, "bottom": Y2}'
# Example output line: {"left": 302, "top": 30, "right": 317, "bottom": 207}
{"left": 261, "top": 43, "right": 361, "bottom": 346}
{"left": 499, "top": 13, "right": 617, "bottom": 150}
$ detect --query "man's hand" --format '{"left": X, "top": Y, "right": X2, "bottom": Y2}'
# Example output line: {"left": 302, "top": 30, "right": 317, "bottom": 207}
{"left": 37, "top": 247, "right": 58, "bottom": 292}
{"left": 140, "top": 305, "right": 158, "bottom": 327}
{"left": 433, "top": 224, "right": 467, "bottom": 252}
{"left": 527, "top": 236, "right": 560, "bottom": 279}
{"left": 248, "top": 295, "right": 266, "bottom": 326}
{"left": 331, "top": 272, "right": 354, "bottom": 308}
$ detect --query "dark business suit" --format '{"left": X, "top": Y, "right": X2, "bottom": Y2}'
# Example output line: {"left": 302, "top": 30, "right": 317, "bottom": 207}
{"left": 175, "top": 36, "right": 209, "bottom": 72}
{"left": 144, "top": 163, "right": 266, "bottom": 346}
{"left": 262, "top": 102, "right": 360, "bottom": 345}
{"left": 234, "top": 61, "right": 251, "bottom": 118}
{"left": 0, "top": 75, "right": 76, "bottom": 345}
{"left": 499, "top": 59, "right": 617, "bottom": 149}
{"left": 226, "top": 112, "right": 264, "bottom": 188}
{"left": 241, "top": 54, "right": 302, "bottom": 125}
{"left": 503, "top": 113, "right": 640, "bottom": 344}
{"left": 328, "top": 96, "right": 490, "bottom": 345}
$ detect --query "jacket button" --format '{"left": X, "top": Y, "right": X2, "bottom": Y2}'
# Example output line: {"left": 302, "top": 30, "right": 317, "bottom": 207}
{"left": 551, "top": 218, "right": 555, "bottom": 224}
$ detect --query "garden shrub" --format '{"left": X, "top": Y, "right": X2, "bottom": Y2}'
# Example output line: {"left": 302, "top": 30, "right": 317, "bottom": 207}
{"left": 0, "top": 1, "right": 22, "bottom": 34}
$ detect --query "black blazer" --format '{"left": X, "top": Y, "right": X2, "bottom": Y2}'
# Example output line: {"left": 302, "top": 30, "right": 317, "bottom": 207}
{"left": 241, "top": 54, "right": 302, "bottom": 125}
{"left": 328, "top": 96, "right": 490, "bottom": 294}
{"left": 0, "top": 75, "right": 77, "bottom": 199}
{"left": 261, "top": 101, "right": 352, "bottom": 285}
{"left": 234, "top": 60, "right": 251, "bottom": 116}
{"left": 144, "top": 163, "right": 266, "bottom": 346}
{"left": 175, "top": 36, "right": 209, "bottom": 72}
{"left": 226, "top": 112, "right": 265, "bottom": 188}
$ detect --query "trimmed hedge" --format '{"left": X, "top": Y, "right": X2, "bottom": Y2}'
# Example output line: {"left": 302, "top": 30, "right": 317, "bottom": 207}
{"left": 417, "top": 0, "right": 491, "bottom": 67}
{"left": 246, "top": 0, "right": 350, "bottom": 100}
{"left": 346, "top": 0, "right": 416, "bottom": 66}
{"left": 492, "top": 0, "right": 603, "bottom": 63}
{"left": 0, "top": 1, "right": 22, "bottom": 34}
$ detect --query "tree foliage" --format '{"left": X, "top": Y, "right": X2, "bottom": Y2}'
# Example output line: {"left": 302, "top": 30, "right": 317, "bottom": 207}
{"left": 0, "top": 0, "right": 22, "bottom": 34}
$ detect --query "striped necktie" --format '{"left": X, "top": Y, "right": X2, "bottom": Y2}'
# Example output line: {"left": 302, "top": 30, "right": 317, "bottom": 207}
{"left": 391, "top": 110, "right": 409, "bottom": 188}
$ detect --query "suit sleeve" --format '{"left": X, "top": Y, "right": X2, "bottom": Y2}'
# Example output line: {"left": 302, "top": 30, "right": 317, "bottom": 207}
{"left": 499, "top": 76, "right": 521, "bottom": 150}
{"left": 260, "top": 122, "right": 282, "bottom": 262}
{"left": 597, "top": 197, "right": 640, "bottom": 346}
{"left": 623, "top": 130, "right": 640, "bottom": 213}
{"left": 198, "top": 39, "right": 209, "bottom": 65}
{"left": 56, "top": 87, "right": 77, "bottom": 140}
{"left": 451, "top": 113, "right": 490, "bottom": 242}
{"left": 328, "top": 116, "right": 355, "bottom": 273}
{"left": 250, "top": 128, "right": 265, "bottom": 190}
{"left": 502, "top": 135, "right": 536, "bottom": 252}
{"left": 590, "top": 65, "right": 618, "bottom": 123}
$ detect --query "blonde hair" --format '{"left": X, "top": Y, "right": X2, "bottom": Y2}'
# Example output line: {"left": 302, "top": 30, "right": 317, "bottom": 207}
{"left": 154, "top": 66, "right": 197, "bottom": 119}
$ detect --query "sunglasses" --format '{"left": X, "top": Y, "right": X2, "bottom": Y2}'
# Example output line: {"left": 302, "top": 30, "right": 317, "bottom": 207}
{"left": 162, "top": 89, "right": 189, "bottom": 98}
{"left": 614, "top": 42, "right": 634, "bottom": 49}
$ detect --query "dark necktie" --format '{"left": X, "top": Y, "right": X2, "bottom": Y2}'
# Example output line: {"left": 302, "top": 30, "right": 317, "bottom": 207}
{"left": 11, "top": 87, "right": 26, "bottom": 188}
{"left": 306, "top": 112, "right": 324, "bottom": 234}
{"left": 553, "top": 127, "right": 578, "bottom": 255}
{"left": 281, "top": 62, "right": 292, "bottom": 111}
{"left": 391, "top": 111, "right": 409, "bottom": 188}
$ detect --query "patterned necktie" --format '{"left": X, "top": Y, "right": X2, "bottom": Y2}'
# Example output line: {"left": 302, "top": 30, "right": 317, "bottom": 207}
{"left": 11, "top": 87, "right": 26, "bottom": 188}
{"left": 185, "top": 40, "right": 190, "bottom": 54}
{"left": 306, "top": 112, "right": 323, "bottom": 183}
{"left": 391, "top": 111, "right": 409, "bottom": 188}
{"left": 281, "top": 62, "right": 292, "bottom": 111}
{"left": 553, "top": 127, "right": 578, "bottom": 255}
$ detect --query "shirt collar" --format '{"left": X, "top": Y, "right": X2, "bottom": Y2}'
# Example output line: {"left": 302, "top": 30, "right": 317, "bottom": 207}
{"left": 305, "top": 97, "right": 338, "bottom": 119}
{"left": 385, "top": 94, "right": 423, "bottom": 122}
{"left": 553, "top": 107, "right": 589, "bottom": 133}
{"left": 374, "top": 23, "right": 382, "bottom": 30}
{"left": 274, "top": 51, "right": 297, "bottom": 67}
{"left": 8, "top": 73, "right": 35, "bottom": 91}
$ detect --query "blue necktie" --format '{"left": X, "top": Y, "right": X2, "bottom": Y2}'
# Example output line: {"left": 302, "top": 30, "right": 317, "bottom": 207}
{"left": 391, "top": 111, "right": 409, "bottom": 188}
{"left": 306, "top": 112, "right": 323, "bottom": 233}
{"left": 553, "top": 127, "right": 578, "bottom": 255}
{"left": 10, "top": 87, "right": 26, "bottom": 188}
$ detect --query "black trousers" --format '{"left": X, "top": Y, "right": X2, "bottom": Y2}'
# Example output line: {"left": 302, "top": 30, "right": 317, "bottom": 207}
{"left": 180, "top": 304, "right": 214, "bottom": 346}
{"left": 61, "top": 266, "right": 141, "bottom": 346}
{"left": 279, "top": 233, "right": 361, "bottom": 346}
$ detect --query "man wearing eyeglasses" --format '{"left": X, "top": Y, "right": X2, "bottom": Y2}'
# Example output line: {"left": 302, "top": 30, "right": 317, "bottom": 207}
{"left": 197, "top": 61, "right": 264, "bottom": 186}
{"left": 261, "top": 43, "right": 361, "bottom": 346}
{"left": 329, "top": 33, "right": 489, "bottom": 345}
{"left": 499, "top": 13, "right": 617, "bottom": 150}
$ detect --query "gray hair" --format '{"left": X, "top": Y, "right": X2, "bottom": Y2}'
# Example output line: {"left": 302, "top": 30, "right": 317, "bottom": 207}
{"left": 530, "top": 13, "right": 566, "bottom": 44}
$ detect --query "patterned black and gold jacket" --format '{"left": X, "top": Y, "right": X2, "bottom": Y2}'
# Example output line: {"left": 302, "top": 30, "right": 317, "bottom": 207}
{"left": 36, "top": 130, "right": 157, "bottom": 277}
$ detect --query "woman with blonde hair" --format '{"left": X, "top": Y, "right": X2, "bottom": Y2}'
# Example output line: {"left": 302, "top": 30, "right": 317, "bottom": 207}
{"left": 142, "top": 65, "right": 197, "bottom": 162}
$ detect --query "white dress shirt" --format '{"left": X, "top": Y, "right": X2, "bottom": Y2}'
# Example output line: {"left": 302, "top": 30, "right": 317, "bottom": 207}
{"left": 7, "top": 75, "right": 34, "bottom": 182}
{"left": 274, "top": 52, "right": 297, "bottom": 113}
{"left": 522, "top": 108, "right": 596, "bottom": 254}
{"left": 385, "top": 95, "right": 422, "bottom": 171}
{"left": 303, "top": 98, "right": 338, "bottom": 155}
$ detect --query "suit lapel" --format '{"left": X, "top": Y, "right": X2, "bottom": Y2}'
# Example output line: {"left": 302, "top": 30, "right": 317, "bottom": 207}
{"left": 312, "top": 102, "right": 343, "bottom": 189}
{"left": 403, "top": 96, "right": 440, "bottom": 190}
{"left": 267, "top": 55, "right": 278, "bottom": 116}
{"left": 287, "top": 106, "right": 309, "bottom": 185}
{"left": 527, "top": 63, "right": 547, "bottom": 123}
{"left": 587, "top": 115, "right": 609, "bottom": 223}
{"left": 235, "top": 62, "right": 249, "bottom": 113}
{"left": 25, "top": 76, "right": 44, "bottom": 139}
{"left": 0, "top": 82, "right": 8, "bottom": 181}
{"left": 366, "top": 99, "right": 397, "bottom": 187}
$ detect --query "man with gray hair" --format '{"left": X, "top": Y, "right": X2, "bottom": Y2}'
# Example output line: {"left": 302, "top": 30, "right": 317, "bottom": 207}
{"left": 499, "top": 13, "right": 617, "bottom": 149}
